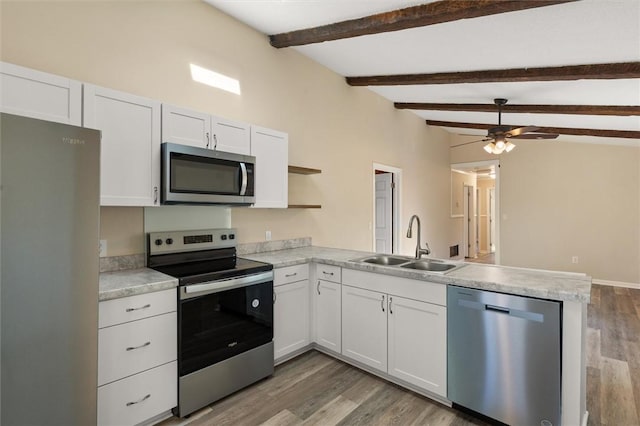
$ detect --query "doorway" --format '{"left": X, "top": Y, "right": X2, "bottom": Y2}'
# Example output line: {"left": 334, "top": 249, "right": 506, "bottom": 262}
{"left": 451, "top": 160, "right": 500, "bottom": 264}
{"left": 372, "top": 163, "right": 402, "bottom": 254}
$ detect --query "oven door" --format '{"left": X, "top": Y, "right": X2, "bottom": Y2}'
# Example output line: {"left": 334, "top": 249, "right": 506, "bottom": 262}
{"left": 161, "top": 142, "right": 255, "bottom": 205}
{"left": 178, "top": 271, "right": 273, "bottom": 377}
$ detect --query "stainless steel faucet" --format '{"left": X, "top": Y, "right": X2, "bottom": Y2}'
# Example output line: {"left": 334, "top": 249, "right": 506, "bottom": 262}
{"left": 407, "top": 215, "right": 431, "bottom": 259}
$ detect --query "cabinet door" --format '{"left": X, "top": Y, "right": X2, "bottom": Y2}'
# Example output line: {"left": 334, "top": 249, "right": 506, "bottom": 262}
{"left": 341, "top": 285, "right": 387, "bottom": 371}
{"left": 212, "top": 115, "right": 251, "bottom": 155}
{"left": 0, "top": 62, "right": 82, "bottom": 125}
{"left": 314, "top": 280, "right": 341, "bottom": 353}
{"left": 84, "top": 84, "right": 161, "bottom": 206}
{"left": 250, "top": 126, "right": 288, "bottom": 208}
{"left": 274, "top": 280, "right": 309, "bottom": 360}
{"left": 388, "top": 296, "right": 447, "bottom": 397}
{"left": 161, "top": 104, "right": 211, "bottom": 148}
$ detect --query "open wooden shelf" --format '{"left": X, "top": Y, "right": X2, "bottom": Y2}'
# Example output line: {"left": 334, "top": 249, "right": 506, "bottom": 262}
{"left": 288, "top": 165, "right": 322, "bottom": 175}
{"left": 288, "top": 204, "right": 322, "bottom": 209}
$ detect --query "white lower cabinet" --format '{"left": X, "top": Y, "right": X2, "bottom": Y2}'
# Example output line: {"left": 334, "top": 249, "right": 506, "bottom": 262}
{"left": 341, "top": 285, "right": 388, "bottom": 371}
{"left": 274, "top": 265, "right": 310, "bottom": 360}
{"left": 341, "top": 269, "right": 447, "bottom": 398}
{"left": 314, "top": 279, "right": 341, "bottom": 353}
{"left": 98, "top": 289, "right": 177, "bottom": 426}
{"left": 388, "top": 295, "right": 447, "bottom": 397}
{"left": 97, "top": 360, "right": 177, "bottom": 426}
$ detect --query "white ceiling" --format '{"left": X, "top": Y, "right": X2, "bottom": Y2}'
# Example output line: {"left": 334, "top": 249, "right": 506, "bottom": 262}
{"left": 205, "top": 0, "right": 640, "bottom": 146}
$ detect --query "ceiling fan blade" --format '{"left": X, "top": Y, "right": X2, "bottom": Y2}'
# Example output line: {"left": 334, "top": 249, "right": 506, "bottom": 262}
{"left": 506, "top": 126, "right": 539, "bottom": 137}
{"left": 511, "top": 133, "right": 559, "bottom": 140}
{"left": 451, "top": 138, "right": 491, "bottom": 148}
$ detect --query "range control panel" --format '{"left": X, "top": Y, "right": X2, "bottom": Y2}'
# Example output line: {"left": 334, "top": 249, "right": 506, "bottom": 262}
{"left": 147, "top": 228, "right": 237, "bottom": 255}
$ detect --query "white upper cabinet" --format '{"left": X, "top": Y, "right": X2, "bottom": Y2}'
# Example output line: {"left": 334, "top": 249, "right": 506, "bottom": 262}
{"left": 83, "top": 84, "right": 161, "bottom": 206}
{"left": 0, "top": 62, "right": 82, "bottom": 125}
{"left": 161, "top": 104, "right": 211, "bottom": 148}
{"left": 212, "top": 116, "right": 250, "bottom": 155}
{"left": 161, "top": 103, "right": 250, "bottom": 155}
{"left": 250, "top": 126, "right": 288, "bottom": 208}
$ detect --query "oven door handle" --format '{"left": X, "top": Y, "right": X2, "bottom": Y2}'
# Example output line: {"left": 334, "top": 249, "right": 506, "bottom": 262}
{"left": 181, "top": 271, "right": 273, "bottom": 299}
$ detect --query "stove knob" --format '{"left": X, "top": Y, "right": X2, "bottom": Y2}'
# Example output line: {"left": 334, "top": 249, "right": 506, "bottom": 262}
{"left": 221, "top": 235, "right": 228, "bottom": 240}
{"left": 154, "top": 239, "right": 163, "bottom": 246}
{"left": 229, "top": 234, "right": 235, "bottom": 240}
{"left": 166, "top": 238, "right": 174, "bottom": 245}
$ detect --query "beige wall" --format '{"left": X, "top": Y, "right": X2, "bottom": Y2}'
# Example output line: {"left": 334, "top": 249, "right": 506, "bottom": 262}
{"left": 451, "top": 134, "right": 640, "bottom": 284}
{"left": 2, "top": 1, "right": 452, "bottom": 258}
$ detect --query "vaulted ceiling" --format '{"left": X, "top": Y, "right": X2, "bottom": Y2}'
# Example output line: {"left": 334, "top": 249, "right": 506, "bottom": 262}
{"left": 205, "top": 0, "right": 640, "bottom": 147}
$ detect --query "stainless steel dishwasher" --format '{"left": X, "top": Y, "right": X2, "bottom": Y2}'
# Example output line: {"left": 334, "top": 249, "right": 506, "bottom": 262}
{"left": 447, "top": 285, "right": 562, "bottom": 426}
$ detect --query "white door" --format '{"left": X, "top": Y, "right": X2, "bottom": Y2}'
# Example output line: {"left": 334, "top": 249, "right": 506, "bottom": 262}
{"left": 273, "top": 280, "right": 309, "bottom": 360}
{"left": 314, "top": 280, "right": 341, "bottom": 353}
{"left": 83, "top": 84, "right": 161, "bottom": 206}
{"left": 212, "top": 116, "right": 251, "bottom": 155}
{"left": 489, "top": 187, "right": 496, "bottom": 253}
{"left": 375, "top": 173, "right": 393, "bottom": 253}
{"left": 341, "top": 285, "right": 387, "bottom": 371}
{"left": 388, "top": 296, "right": 447, "bottom": 397}
{"left": 250, "top": 126, "right": 288, "bottom": 208}
{"left": 161, "top": 104, "right": 211, "bottom": 148}
{"left": 0, "top": 61, "right": 82, "bottom": 125}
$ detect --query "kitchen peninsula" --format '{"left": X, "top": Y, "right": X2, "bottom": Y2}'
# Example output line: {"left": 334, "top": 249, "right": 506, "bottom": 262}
{"left": 100, "top": 242, "right": 590, "bottom": 426}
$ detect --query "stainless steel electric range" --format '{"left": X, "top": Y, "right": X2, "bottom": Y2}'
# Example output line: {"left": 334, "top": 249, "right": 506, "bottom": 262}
{"left": 147, "top": 228, "right": 274, "bottom": 417}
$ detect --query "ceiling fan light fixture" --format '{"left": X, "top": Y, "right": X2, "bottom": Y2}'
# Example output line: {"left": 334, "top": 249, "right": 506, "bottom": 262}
{"left": 483, "top": 143, "right": 494, "bottom": 154}
{"left": 505, "top": 141, "right": 516, "bottom": 152}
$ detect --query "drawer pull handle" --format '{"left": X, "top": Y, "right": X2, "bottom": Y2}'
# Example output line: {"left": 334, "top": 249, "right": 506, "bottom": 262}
{"left": 126, "top": 394, "right": 151, "bottom": 407}
{"left": 285, "top": 273, "right": 297, "bottom": 278}
{"left": 126, "top": 341, "right": 151, "bottom": 351}
{"left": 126, "top": 304, "right": 151, "bottom": 312}
{"left": 381, "top": 295, "right": 385, "bottom": 312}
{"left": 317, "top": 281, "right": 321, "bottom": 295}
{"left": 322, "top": 271, "right": 334, "bottom": 276}
{"left": 389, "top": 296, "right": 393, "bottom": 314}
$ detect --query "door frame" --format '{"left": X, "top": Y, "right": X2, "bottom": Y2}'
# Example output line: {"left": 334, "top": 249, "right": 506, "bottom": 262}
{"left": 451, "top": 160, "right": 500, "bottom": 264}
{"left": 372, "top": 163, "right": 402, "bottom": 254}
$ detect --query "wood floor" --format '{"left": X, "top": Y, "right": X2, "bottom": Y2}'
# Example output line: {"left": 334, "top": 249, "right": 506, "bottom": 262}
{"left": 465, "top": 253, "right": 495, "bottom": 265}
{"left": 160, "top": 284, "right": 639, "bottom": 426}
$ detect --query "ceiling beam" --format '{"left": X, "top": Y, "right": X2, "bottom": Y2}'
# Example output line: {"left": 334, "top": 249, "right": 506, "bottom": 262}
{"left": 347, "top": 62, "right": 640, "bottom": 86}
{"left": 269, "top": 0, "right": 576, "bottom": 48}
{"left": 395, "top": 103, "right": 640, "bottom": 116}
{"left": 425, "top": 120, "right": 640, "bottom": 139}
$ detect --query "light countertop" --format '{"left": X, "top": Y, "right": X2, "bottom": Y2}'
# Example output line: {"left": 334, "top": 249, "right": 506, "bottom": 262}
{"left": 98, "top": 246, "right": 591, "bottom": 303}
{"left": 99, "top": 268, "right": 178, "bottom": 301}
{"left": 242, "top": 246, "right": 591, "bottom": 303}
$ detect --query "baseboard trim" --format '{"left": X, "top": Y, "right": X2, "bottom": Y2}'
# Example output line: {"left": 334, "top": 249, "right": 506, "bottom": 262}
{"left": 592, "top": 279, "right": 640, "bottom": 290}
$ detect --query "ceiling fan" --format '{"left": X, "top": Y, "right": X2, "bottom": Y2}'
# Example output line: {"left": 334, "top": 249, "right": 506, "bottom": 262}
{"left": 456, "top": 98, "right": 559, "bottom": 154}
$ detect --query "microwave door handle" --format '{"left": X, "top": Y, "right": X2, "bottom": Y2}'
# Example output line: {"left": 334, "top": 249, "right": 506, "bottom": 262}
{"left": 240, "top": 162, "right": 248, "bottom": 196}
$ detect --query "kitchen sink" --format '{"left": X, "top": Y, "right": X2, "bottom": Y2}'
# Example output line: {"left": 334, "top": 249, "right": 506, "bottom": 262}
{"left": 353, "top": 255, "right": 464, "bottom": 274}
{"left": 359, "top": 254, "right": 413, "bottom": 266}
{"left": 400, "top": 259, "right": 459, "bottom": 272}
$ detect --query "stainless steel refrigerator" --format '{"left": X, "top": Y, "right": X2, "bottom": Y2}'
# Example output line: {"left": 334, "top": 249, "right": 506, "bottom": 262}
{"left": 1, "top": 113, "right": 100, "bottom": 425}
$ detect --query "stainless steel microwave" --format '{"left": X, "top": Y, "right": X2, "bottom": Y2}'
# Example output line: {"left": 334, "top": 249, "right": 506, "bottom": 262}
{"left": 161, "top": 142, "right": 256, "bottom": 205}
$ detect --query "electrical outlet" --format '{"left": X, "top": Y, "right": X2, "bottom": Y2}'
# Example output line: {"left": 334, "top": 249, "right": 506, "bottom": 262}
{"left": 571, "top": 256, "right": 579, "bottom": 264}
{"left": 265, "top": 231, "right": 272, "bottom": 241}
{"left": 99, "top": 240, "right": 107, "bottom": 257}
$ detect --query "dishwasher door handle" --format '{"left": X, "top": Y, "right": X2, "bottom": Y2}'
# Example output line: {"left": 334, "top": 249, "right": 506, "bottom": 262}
{"left": 485, "top": 304, "right": 510, "bottom": 314}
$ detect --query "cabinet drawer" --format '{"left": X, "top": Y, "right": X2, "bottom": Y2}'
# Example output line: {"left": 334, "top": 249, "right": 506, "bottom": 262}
{"left": 98, "top": 312, "right": 177, "bottom": 386}
{"left": 99, "top": 289, "right": 176, "bottom": 328}
{"left": 274, "top": 264, "right": 309, "bottom": 286}
{"left": 98, "top": 361, "right": 177, "bottom": 426}
{"left": 315, "top": 263, "right": 341, "bottom": 283}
